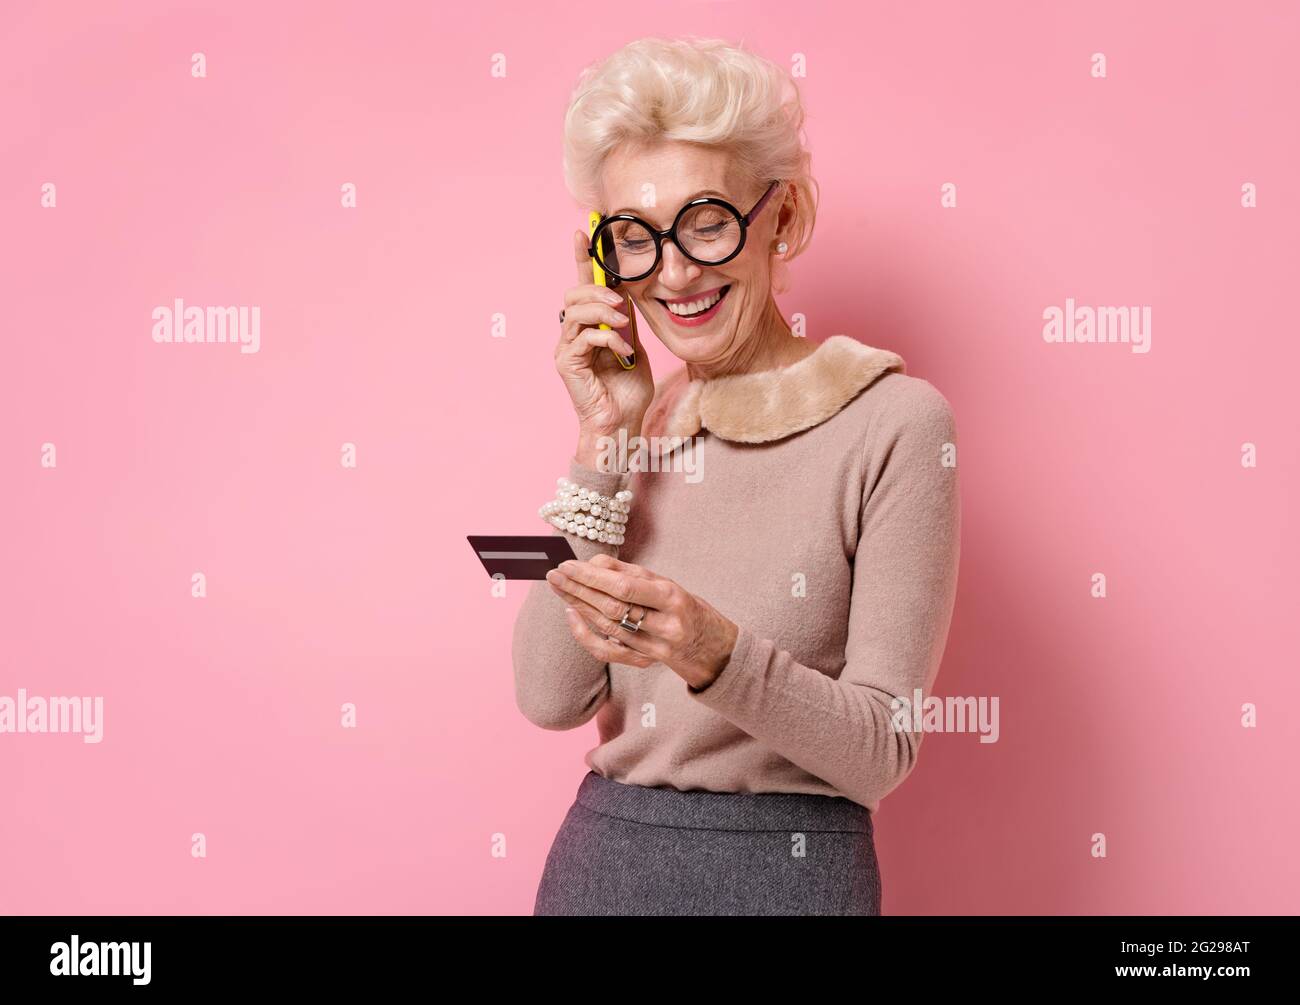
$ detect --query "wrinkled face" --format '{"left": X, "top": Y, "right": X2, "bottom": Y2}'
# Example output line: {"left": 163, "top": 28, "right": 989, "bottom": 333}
{"left": 597, "top": 141, "right": 786, "bottom": 367}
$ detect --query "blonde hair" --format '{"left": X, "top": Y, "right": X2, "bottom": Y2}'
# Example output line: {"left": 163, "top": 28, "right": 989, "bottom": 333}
{"left": 562, "top": 36, "right": 819, "bottom": 262}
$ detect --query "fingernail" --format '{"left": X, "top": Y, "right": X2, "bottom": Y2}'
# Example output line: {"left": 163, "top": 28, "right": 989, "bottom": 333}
{"left": 602, "top": 292, "right": 623, "bottom": 305}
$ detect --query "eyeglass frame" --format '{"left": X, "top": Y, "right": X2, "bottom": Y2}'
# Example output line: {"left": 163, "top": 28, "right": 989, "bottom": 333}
{"left": 588, "top": 179, "right": 783, "bottom": 285}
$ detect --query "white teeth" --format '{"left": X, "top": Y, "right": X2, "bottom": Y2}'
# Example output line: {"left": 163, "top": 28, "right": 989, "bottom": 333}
{"left": 665, "top": 288, "right": 724, "bottom": 316}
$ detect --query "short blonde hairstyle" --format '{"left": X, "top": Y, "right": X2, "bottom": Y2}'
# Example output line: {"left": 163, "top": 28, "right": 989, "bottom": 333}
{"left": 562, "top": 36, "right": 818, "bottom": 262}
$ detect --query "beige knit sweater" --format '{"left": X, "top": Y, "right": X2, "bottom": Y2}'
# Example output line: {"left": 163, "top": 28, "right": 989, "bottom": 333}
{"left": 512, "top": 335, "right": 960, "bottom": 813}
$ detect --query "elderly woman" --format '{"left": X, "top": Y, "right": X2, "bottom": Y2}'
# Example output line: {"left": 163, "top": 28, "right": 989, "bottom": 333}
{"left": 512, "top": 36, "right": 960, "bottom": 916}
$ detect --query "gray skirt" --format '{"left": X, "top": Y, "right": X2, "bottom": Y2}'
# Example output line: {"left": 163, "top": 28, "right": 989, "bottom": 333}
{"left": 533, "top": 770, "right": 881, "bottom": 916}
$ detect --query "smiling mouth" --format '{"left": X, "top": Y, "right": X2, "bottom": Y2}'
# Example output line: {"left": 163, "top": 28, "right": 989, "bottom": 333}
{"left": 655, "top": 285, "right": 731, "bottom": 322}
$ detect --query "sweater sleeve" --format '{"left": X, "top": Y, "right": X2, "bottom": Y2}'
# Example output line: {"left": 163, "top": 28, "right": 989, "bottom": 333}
{"left": 511, "top": 456, "right": 633, "bottom": 730}
{"left": 687, "top": 381, "right": 961, "bottom": 810}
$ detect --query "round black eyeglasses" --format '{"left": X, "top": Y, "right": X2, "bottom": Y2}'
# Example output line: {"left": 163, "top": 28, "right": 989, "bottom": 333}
{"left": 588, "top": 180, "right": 782, "bottom": 284}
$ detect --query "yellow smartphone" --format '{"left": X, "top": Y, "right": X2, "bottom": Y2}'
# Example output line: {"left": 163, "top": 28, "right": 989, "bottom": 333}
{"left": 588, "top": 210, "right": 637, "bottom": 370}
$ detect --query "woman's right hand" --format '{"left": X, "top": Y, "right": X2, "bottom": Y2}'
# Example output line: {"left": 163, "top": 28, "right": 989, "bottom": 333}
{"left": 556, "top": 230, "right": 655, "bottom": 464}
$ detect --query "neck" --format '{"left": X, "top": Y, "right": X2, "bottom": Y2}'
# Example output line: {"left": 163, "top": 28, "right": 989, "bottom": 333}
{"left": 684, "top": 296, "right": 815, "bottom": 381}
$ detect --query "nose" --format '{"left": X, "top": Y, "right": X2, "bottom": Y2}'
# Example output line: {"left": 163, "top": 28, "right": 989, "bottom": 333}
{"left": 656, "top": 241, "right": 703, "bottom": 291}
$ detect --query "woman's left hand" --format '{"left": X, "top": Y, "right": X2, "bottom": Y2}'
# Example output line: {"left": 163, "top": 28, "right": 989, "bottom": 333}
{"left": 545, "top": 554, "right": 739, "bottom": 691}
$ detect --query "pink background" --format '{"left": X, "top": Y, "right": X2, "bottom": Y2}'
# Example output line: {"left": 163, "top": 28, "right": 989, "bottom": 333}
{"left": 2, "top": 0, "right": 1297, "bottom": 914}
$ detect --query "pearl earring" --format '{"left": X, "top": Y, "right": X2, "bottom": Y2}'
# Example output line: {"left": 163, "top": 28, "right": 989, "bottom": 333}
{"left": 776, "top": 241, "right": 789, "bottom": 255}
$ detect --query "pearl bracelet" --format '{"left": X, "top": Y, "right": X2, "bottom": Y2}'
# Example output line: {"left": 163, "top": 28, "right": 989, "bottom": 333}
{"left": 539, "top": 477, "right": 633, "bottom": 546}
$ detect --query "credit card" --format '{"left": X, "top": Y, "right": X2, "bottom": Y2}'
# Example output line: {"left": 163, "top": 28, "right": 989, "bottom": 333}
{"left": 466, "top": 535, "right": 578, "bottom": 580}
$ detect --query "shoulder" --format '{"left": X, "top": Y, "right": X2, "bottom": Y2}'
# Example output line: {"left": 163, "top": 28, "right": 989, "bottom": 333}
{"left": 842, "top": 370, "right": 957, "bottom": 447}
{"left": 848, "top": 373, "right": 959, "bottom": 509}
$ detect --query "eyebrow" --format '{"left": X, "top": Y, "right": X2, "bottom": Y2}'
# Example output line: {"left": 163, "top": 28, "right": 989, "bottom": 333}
{"left": 608, "top": 189, "right": 732, "bottom": 218}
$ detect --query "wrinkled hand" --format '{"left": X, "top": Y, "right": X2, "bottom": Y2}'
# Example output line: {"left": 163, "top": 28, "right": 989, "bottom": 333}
{"left": 545, "top": 553, "right": 739, "bottom": 691}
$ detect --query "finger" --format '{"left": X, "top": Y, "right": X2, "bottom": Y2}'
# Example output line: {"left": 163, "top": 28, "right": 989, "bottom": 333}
{"left": 547, "top": 572, "right": 670, "bottom": 643}
{"left": 559, "top": 301, "right": 630, "bottom": 342}
{"left": 554, "top": 589, "right": 667, "bottom": 660}
{"left": 547, "top": 568, "right": 653, "bottom": 626}
{"left": 564, "top": 607, "right": 658, "bottom": 668}
{"left": 561, "top": 326, "right": 636, "bottom": 363}
{"left": 553, "top": 585, "right": 665, "bottom": 647}
{"left": 574, "top": 229, "right": 597, "bottom": 287}
{"left": 557, "top": 559, "right": 672, "bottom": 609}
{"left": 547, "top": 577, "right": 665, "bottom": 645}
{"left": 564, "top": 284, "right": 625, "bottom": 309}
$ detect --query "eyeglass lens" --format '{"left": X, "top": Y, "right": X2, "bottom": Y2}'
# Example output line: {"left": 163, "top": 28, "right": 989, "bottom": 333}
{"left": 597, "top": 202, "right": 744, "bottom": 279}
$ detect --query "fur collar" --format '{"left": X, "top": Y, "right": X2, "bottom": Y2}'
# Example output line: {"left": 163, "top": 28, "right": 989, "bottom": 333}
{"left": 643, "top": 335, "right": 906, "bottom": 445}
